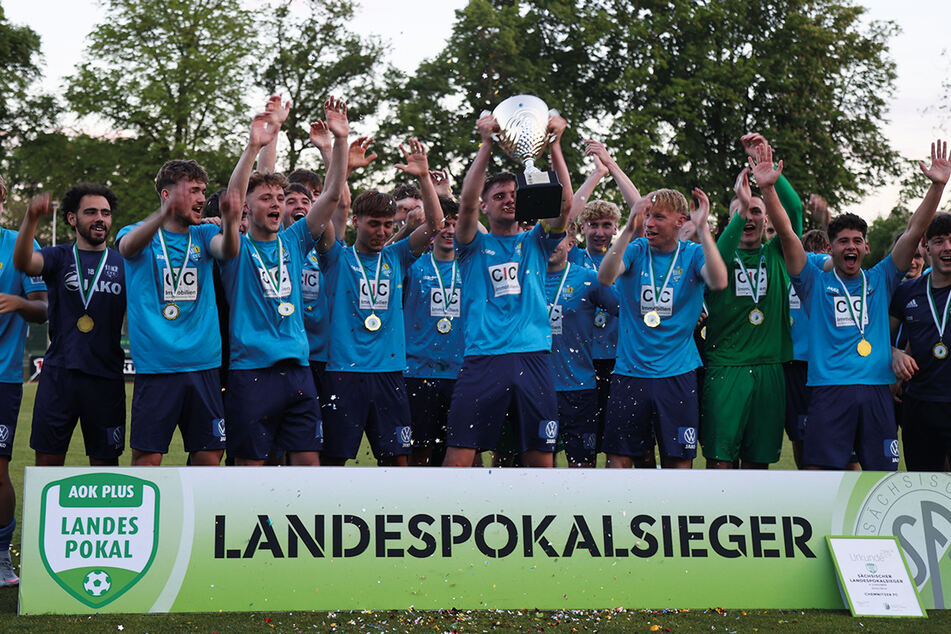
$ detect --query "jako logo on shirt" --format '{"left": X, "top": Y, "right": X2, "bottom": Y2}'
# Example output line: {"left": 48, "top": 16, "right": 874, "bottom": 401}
{"left": 489, "top": 262, "right": 520, "bottom": 297}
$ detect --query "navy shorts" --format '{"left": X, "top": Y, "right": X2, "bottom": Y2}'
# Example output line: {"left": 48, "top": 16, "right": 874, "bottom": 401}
{"left": 603, "top": 372, "right": 699, "bottom": 460}
{"left": 802, "top": 385, "right": 899, "bottom": 470}
{"left": 309, "top": 361, "right": 327, "bottom": 398}
{"left": 592, "top": 358, "right": 615, "bottom": 450}
{"left": 130, "top": 369, "right": 226, "bottom": 454}
{"left": 557, "top": 389, "right": 598, "bottom": 465}
{"left": 0, "top": 383, "right": 22, "bottom": 459}
{"left": 225, "top": 364, "right": 322, "bottom": 460}
{"left": 322, "top": 371, "right": 412, "bottom": 460}
{"left": 31, "top": 365, "right": 125, "bottom": 459}
{"left": 405, "top": 377, "right": 455, "bottom": 448}
{"left": 900, "top": 394, "right": 951, "bottom": 471}
{"left": 783, "top": 361, "right": 809, "bottom": 442}
{"left": 446, "top": 352, "right": 559, "bottom": 454}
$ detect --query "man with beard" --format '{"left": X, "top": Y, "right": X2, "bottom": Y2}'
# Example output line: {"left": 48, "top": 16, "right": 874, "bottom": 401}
{"left": 14, "top": 185, "right": 126, "bottom": 467}
{"left": 116, "top": 160, "right": 242, "bottom": 466}
{"left": 761, "top": 140, "right": 949, "bottom": 470}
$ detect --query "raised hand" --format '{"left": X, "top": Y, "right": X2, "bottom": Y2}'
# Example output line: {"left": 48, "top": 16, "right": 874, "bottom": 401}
{"left": 394, "top": 138, "right": 430, "bottom": 179}
{"left": 740, "top": 133, "right": 768, "bottom": 158}
{"left": 919, "top": 139, "right": 951, "bottom": 185}
{"left": 162, "top": 180, "right": 191, "bottom": 217}
{"left": 324, "top": 96, "right": 349, "bottom": 138}
{"left": 689, "top": 188, "right": 711, "bottom": 229}
{"left": 430, "top": 168, "right": 452, "bottom": 197}
{"left": 249, "top": 111, "right": 278, "bottom": 148}
{"left": 476, "top": 113, "right": 499, "bottom": 144}
{"left": 27, "top": 192, "right": 52, "bottom": 220}
{"left": 748, "top": 143, "right": 782, "bottom": 188}
{"left": 547, "top": 113, "right": 567, "bottom": 143}
{"left": 589, "top": 152, "right": 609, "bottom": 178}
{"left": 348, "top": 136, "right": 378, "bottom": 174}
{"left": 584, "top": 140, "right": 616, "bottom": 167}
{"left": 629, "top": 194, "right": 653, "bottom": 229}
{"left": 733, "top": 167, "right": 752, "bottom": 216}
{"left": 806, "top": 193, "right": 830, "bottom": 227}
{"left": 219, "top": 189, "right": 241, "bottom": 225}
{"left": 309, "top": 120, "right": 332, "bottom": 151}
{"left": 264, "top": 94, "right": 291, "bottom": 128}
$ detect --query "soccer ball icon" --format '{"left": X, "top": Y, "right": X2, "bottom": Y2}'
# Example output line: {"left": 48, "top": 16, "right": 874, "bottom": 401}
{"left": 82, "top": 570, "right": 112, "bottom": 597}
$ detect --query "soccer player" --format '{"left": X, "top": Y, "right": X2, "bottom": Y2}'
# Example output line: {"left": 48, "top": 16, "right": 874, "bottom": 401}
{"left": 890, "top": 212, "right": 951, "bottom": 470}
{"left": 218, "top": 98, "right": 349, "bottom": 466}
{"left": 403, "top": 196, "right": 464, "bottom": 466}
{"left": 441, "top": 111, "right": 574, "bottom": 469}
{"left": 13, "top": 186, "right": 126, "bottom": 467}
{"left": 0, "top": 175, "right": 48, "bottom": 585}
{"left": 116, "top": 161, "right": 241, "bottom": 466}
{"left": 760, "top": 139, "right": 949, "bottom": 470}
{"left": 598, "top": 183, "right": 728, "bottom": 469}
{"left": 319, "top": 137, "right": 443, "bottom": 467}
{"left": 700, "top": 133, "right": 804, "bottom": 470}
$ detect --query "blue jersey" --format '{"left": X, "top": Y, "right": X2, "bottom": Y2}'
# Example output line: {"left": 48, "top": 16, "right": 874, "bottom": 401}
{"left": 403, "top": 254, "right": 464, "bottom": 379}
{"left": 570, "top": 247, "right": 618, "bottom": 360}
{"left": 320, "top": 238, "right": 417, "bottom": 373}
{"left": 613, "top": 238, "right": 707, "bottom": 378}
{"left": 889, "top": 274, "right": 951, "bottom": 402}
{"left": 117, "top": 222, "right": 222, "bottom": 374}
{"left": 791, "top": 255, "right": 902, "bottom": 386}
{"left": 547, "top": 264, "right": 619, "bottom": 391}
{"left": 454, "top": 224, "right": 563, "bottom": 357}
{"left": 301, "top": 248, "right": 329, "bottom": 363}
{"left": 0, "top": 229, "right": 46, "bottom": 383}
{"left": 218, "top": 220, "right": 315, "bottom": 369}
{"left": 40, "top": 244, "right": 125, "bottom": 378}
{"left": 790, "top": 252, "right": 831, "bottom": 361}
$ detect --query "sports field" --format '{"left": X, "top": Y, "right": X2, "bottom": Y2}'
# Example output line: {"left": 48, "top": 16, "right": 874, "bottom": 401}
{"left": 3, "top": 383, "right": 946, "bottom": 632}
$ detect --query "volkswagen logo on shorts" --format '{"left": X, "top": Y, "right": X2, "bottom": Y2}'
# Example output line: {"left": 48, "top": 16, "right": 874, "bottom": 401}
{"left": 398, "top": 426, "right": 412, "bottom": 446}
{"left": 678, "top": 426, "right": 697, "bottom": 448}
{"left": 0, "top": 425, "right": 8, "bottom": 443}
{"left": 540, "top": 420, "right": 558, "bottom": 441}
{"left": 684, "top": 427, "right": 697, "bottom": 445}
{"left": 109, "top": 426, "right": 123, "bottom": 447}
{"left": 887, "top": 439, "right": 899, "bottom": 459}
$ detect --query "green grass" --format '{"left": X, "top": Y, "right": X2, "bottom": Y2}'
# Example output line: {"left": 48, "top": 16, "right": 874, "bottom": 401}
{"left": 2, "top": 383, "right": 932, "bottom": 631}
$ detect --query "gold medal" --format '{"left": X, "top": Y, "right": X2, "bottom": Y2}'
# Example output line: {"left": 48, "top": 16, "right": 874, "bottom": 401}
{"left": 700, "top": 325, "right": 707, "bottom": 340}
{"left": 594, "top": 311, "right": 607, "bottom": 328}
{"left": 934, "top": 342, "right": 949, "bottom": 360}
{"left": 748, "top": 308, "right": 764, "bottom": 326}
{"left": 163, "top": 302, "right": 180, "bottom": 321}
{"left": 278, "top": 302, "right": 295, "bottom": 317}
{"left": 76, "top": 314, "right": 94, "bottom": 333}
{"left": 436, "top": 317, "right": 452, "bottom": 334}
{"left": 857, "top": 338, "right": 872, "bottom": 357}
{"left": 365, "top": 313, "right": 382, "bottom": 332}
{"left": 644, "top": 310, "right": 661, "bottom": 328}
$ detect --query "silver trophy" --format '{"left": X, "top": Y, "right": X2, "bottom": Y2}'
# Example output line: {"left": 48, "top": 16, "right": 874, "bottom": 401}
{"left": 487, "top": 95, "right": 563, "bottom": 221}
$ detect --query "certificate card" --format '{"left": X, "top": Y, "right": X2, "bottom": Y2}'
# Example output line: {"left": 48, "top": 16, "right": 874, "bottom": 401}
{"left": 827, "top": 536, "right": 926, "bottom": 618}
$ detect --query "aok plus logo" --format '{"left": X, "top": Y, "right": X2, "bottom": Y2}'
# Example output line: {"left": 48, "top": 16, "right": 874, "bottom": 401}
{"left": 38, "top": 473, "right": 159, "bottom": 608}
{"left": 851, "top": 473, "right": 951, "bottom": 608}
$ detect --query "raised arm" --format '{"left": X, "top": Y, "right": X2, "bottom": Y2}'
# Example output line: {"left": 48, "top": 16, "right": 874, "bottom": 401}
{"left": 892, "top": 139, "right": 950, "bottom": 271}
{"left": 692, "top": 188, "right": 728, "bottom": 290}
{"left": 545, "top": 114, "right": 573, "bottom": 233}
{"left": 395, "top": 139, "right": 444, "bottom": 255}
{"left": 599, "top": 195, "right": 650, "bottom": 286}
{"left": 14, "top": 193, "right": 51, "bottom": 276}
{"left": 585, "top": 140, "right": 641, "bottom": 212}
{"left": 456, "top": 114, "right": 498, "bottom": 245}
{"left": 741, "top": 133, "right": 802, "bottom": 239}
{"left": 117, "top": 183, "right": 189, "bottom": 258}
{"left": 750, "top": 143, "right": 806, "bottom": 275}
{"left": 308, "top": 97, "right": 350, "bottom": 248}
{"left": 255, "top": 95, "right": 291, "bottom": 174}
{"left": 207, "top": 189, "right": 242, "bottom": 260}
{"left": 566, "top": 153, "right": 610, "bottom": 227}
{"left": 229, "top": 112, "right": 280, "bottom": 210}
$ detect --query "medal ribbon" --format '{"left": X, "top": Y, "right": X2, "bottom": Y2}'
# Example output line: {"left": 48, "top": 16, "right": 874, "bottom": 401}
{"left": 72, "top": 243, "right": 108, "bottom": 311}
{"left": 833, "top": 269, "right": 867, "bottom": 339}
{"left": 353, "top": 246, "right": 383, "bottom": 311}
{"left": 734, "top": 251, "right": 766, "bottom": 306}
{"left": 430, "top": 254, "right": 457, "bottom": 314}
{"left": 158, "top": 229, "right": 193, "bottom": 301}
{"left": 249, "top": 236, "right": 286, "bottom": 299}
{"left": 926, "top": 272, "right": 951, "bottom": 342}
{"left": 646, "top": 242, "right": 680, "bottom": 312}
{"left": 548, "top": 263, "right": 571, "bottom": 319}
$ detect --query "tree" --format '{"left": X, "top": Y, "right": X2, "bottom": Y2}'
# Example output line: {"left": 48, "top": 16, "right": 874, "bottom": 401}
{"left": 64, "top": 0, "right": 259, "bottom": 159}
{"left": 0, "top": 7, "right": 48, "bottom": 156}
{"left": 379, "top": 0, "right": 899, "bottom": 223}
{"left": 259, "top": 0, "right": 387, "bottom": 172}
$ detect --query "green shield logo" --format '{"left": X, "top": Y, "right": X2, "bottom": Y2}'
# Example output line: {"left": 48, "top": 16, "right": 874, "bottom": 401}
{"left": 38, "top": 473, "right": 160, "bottom": 608}
{"left": 866, "top": 563, "right": 877, "bottom": 574}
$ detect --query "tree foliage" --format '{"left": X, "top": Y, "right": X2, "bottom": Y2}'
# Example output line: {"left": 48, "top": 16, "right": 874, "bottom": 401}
{"left": 0, "top": 7, "right": 46, "bottom": 154}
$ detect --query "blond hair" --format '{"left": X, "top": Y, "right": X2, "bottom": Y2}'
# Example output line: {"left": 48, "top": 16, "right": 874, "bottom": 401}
{"left": 578, "top": 199, "right": 621, "bottom": 228}
{"left": 647, "top": 188, "right": 688, "bottom": 217}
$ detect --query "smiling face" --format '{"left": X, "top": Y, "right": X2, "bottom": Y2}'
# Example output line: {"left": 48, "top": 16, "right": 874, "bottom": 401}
{"left": 482, "top": 179, "right": 517, "bottom": 228}
{"left": 830, "top": 228, "right": 869, "bottom": 277}
{"left": 644, "top": 204, "right": 685, "bottom": 251}
{"left": 583, "top": 217, "right": 618, "bottom": 254}
{"left": 435, "top": 216, "right": 457, "bottom": 254}
{"left": 283, "top": 190, "right": 312, "bottom": 227}
{"left": 69, "top": 195, "right": 112, "bottom": 247}
{"left": 248, "top": 183, "right": 286, "bottom": 238}
{"left": 164, "top": 179, "right": 207, "bottom": 226}
{"left": 927, "top": 233, "right": 951, "bottom": 278}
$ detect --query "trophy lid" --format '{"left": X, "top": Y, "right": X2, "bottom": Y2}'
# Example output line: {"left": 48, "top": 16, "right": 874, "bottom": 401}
{"left": 492, "top": 95, "right": 551, "bottom": 167}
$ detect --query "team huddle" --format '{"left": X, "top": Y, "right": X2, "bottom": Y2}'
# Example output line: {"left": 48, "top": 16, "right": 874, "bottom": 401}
{"left": 1, "top": 97, "right": 950, "bottom": 585}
